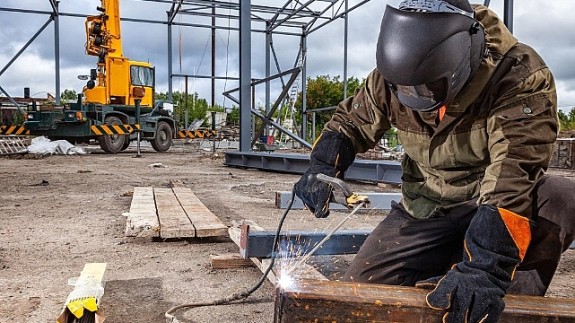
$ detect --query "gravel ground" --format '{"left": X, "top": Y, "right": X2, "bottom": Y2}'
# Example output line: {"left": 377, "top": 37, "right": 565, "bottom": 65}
{"left": 0, "top": 141, "right": 573, "bottom": 323}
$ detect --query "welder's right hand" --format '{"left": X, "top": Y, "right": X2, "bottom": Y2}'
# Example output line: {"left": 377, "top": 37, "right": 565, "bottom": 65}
{"left": 293, "top": 131, "right": 355, "bottom": 218}
{"left": 295, "top": 171, "right": 334, "bottom": 218}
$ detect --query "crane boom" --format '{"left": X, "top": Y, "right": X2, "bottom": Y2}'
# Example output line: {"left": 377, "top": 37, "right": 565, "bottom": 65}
{"left": 83, "top": 0, "right": 153, "bottom": 107}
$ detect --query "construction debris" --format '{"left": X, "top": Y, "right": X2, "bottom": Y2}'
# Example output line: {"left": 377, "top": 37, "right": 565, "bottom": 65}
{"left": 0, "top": 135, "right": 30, "bottom": 155}
{"left": 26, "top": 136, "right": 87, "bottom": 155}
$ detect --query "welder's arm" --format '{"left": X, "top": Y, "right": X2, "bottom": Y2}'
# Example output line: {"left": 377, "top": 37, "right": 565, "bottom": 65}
{"left": 294, "top": 70, "right": 392, "bottom": 218}
{"left": 324, "top": 69, "right": 393, "bottom": 154}
{"left": 478, "top": 68, "right": 557, "bottom": 219}
{"left": 294, "top": 131, "right": 355, "bottom": 218}
{"left": 417, "top": 205, "right": 531, "bottom": 323}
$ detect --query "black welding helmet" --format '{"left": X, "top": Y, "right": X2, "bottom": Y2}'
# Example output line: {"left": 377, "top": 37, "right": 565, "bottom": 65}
{"left": 376, "top": 0, "right": 485, "bottom": 111}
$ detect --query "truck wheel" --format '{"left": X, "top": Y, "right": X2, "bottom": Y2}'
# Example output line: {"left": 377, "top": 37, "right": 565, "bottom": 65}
{"left": 97, "top": 116, "right": 127, "bottom": 154}
{"left": 121, "top": 138, "right": 131, "bottom": 151}
{"left": 150, "top": 121, "right": 173, "bottom": 152}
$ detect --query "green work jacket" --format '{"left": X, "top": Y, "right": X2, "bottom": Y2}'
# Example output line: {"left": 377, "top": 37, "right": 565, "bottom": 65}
{"left": 324, "top": 5, "right": 558, "bottom": 219}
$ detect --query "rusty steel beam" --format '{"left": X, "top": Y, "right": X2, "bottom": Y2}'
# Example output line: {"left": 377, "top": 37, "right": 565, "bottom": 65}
{"left": 274, "top": 279, "right": 575, "bottom": 323}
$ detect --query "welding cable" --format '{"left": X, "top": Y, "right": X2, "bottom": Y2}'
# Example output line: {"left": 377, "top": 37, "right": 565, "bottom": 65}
{"left": 164, "top": 187, "right": 297, "bottom": 323}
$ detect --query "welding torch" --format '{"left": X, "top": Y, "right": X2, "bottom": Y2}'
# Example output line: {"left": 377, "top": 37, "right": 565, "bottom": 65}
{"left": 284, "top": 174, "right": 370, "bottom": 276}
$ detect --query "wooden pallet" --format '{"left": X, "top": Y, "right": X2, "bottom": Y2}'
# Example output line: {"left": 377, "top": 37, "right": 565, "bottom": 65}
{"left": 124, "top": 187, "right": 228, "bottom": 239}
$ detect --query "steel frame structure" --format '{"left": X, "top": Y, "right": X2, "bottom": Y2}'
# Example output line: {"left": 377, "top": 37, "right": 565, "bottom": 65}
{"left": 0, "top": 0, "right": 514, "bottom": 181}
{"left": 0, "top": 0, "right": 371, "bottom": 148}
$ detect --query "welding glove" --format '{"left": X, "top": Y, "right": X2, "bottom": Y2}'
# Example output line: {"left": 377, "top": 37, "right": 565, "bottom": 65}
{"left": 294, "top": 131, "right": 355, "bottom": 218}
{"left": 416, "top": 205, "right": 531, "bottom": 323}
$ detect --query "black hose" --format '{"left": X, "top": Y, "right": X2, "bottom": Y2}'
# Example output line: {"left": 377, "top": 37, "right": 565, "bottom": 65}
{"left": 164, "top": 187, "right": 297, "bottom": 322}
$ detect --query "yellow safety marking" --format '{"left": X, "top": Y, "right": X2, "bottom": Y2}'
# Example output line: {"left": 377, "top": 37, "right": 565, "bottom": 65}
{"left": 102, "top": 126, "right": 114, "bottom": 135}
{"left": 177, "top": 129, "right": 216, "bottom": 139}
{"left": 111, "top": 124, "right": 123, "bottom": 134}
{"left": 91, "top": 127, "right": 103, "bottom": 136}
{"left": 90, "top": 124, "right": 139, "bottom": 136}
{"left": 0, "top": 125, "right": 30, "bottom": 135}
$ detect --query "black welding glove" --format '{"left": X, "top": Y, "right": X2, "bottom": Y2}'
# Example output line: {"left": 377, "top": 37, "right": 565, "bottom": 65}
{"left": 416, "top": 205, "right": 531, "bottom": 323}
{"left": 294, "top": 131, "right": 355, "bottom": 218}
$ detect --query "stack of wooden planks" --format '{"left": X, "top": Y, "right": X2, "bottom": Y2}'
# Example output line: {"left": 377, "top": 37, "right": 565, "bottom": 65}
{"left": 124, "top": 186, "right": 228, "bottom": 239}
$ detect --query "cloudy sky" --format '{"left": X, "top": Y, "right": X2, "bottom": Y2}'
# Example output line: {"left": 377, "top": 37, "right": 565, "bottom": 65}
{"left": 0, "top": 0, "right": 574, "bottom": 111}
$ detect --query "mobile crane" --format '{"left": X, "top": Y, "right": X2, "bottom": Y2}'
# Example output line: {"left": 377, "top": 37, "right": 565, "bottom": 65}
{"left": 23, "top": 0, "right": 180, "bottom": 153}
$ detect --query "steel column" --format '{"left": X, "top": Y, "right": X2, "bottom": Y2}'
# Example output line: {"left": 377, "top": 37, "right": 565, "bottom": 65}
{"left": 239, "top": 0, "right": 252, "bottom": 151}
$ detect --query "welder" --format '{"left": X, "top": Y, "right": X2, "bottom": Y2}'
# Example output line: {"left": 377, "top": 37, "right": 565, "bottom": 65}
{"left": 294, "top": 0, "right": 575, "bottom": 322}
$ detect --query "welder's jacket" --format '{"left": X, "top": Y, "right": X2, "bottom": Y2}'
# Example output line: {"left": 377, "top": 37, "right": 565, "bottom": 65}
{"left": 324, "top": 5, "right": 558, "bottom": 219}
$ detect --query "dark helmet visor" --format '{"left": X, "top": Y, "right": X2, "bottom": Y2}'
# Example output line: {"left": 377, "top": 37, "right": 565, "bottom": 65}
{"left": 386, "top": 78, "right": 446, "bottom": 111}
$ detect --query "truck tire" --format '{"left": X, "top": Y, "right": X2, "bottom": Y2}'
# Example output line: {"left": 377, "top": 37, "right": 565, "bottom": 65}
{"left": 121, "top": 138, "right": 131, "bottom": 151}
{"left": 97, "top": 116, "right": 127, "bottom": 154}
{"left": 150, "top": 121, "right": 173, "bottom": 152}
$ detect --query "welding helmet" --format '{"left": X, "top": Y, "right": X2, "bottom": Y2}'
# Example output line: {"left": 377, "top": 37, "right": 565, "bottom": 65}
{"left": 376, "top": 0, "right": 485, "bottom": 111}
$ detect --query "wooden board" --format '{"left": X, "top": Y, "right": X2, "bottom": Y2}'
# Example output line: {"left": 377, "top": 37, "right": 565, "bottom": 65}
{"left": 172, "top": 187, "right": 228, "bottom": 238}
{"left": 125, "top": 187, "right": 227, "bottom": 239}
{"left": 154, "top": 187, "right": 197, "bottom": 238}
{"left": 124, "top": 187, "right": 160, "bottom": 237}
{"left": 274, "top": 279, "right": 575, "bottom": 323}
{"left": 209, "top": 253, "right": 254, "bottom": 269}
{"left": 57, "top": 263, "right": 107, "bottom": 323}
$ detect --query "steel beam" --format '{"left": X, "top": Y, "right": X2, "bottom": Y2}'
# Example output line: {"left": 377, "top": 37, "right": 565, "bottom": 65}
{"left": 275, "top": 191, "right": 401, "bottom": 210}
{"left": 239, "top": 222, "right": 371, "bottom": 259}
{"left": 275, "top": 279, "right": 575, "bottom": 323}
{"left": 224, "top": 151, "right": 403, "bottom": 185}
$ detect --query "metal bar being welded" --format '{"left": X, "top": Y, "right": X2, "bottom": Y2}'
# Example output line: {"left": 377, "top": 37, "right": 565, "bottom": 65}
{"left": 239, "top": 224, "right": 371, "bottom": 259}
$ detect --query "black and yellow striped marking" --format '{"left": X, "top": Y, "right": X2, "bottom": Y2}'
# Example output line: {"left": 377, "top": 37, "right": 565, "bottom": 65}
{"left": 177, "top": 129, "right": 217, "bottom": 139}
{"left": 0, "top": 125, "right": 30, "bottom": 135}
{"left": 91, "top": 124, "right": 141, "bottom": 136}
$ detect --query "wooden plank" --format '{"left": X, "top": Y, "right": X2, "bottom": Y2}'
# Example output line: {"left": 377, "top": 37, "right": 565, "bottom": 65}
{"left": 274, "top": 279, "right": 575, "bottom": 323}
{"left": 228, "top": 223, "right": 328, "bottom": 284}
{"left": 155, "top": 187, "right": 196, "bottom": 238}
{"left": 172, "top": 187, "right": 228, "bottom": 238}
{"left": 209, "top": 253, "right": 254, "bottom": 269}
{"left": 57, "top": 263, "right": 107, "bottom": 323}
{"left": 124, "top": 187, "right": 160, "bottom": 237}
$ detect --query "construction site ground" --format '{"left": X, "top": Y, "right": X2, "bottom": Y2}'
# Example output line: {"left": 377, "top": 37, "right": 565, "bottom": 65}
{"left": 1, "top": 140, "right": 574, "bottom": 323}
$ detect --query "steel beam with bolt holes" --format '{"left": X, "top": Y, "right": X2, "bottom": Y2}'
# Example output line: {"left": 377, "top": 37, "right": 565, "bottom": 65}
{"left": 239, "top": 222, "right": 371, "bottom": 259}
{"left": 224, "top": 151, "right": 403, "bottom": 185}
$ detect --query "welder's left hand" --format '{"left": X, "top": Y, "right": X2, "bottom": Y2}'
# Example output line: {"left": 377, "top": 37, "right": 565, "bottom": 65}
{"left": 416, "top": 205, "right": 532, "bottom": 323}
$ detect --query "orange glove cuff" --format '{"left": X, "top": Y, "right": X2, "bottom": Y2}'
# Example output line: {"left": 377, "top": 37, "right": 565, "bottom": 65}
{"left": 497, "top": 208, "right": 532, "bottom": 261}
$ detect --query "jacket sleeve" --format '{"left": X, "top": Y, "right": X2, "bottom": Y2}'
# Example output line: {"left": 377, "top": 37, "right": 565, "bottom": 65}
{"left": 324, "top": 69, "right": 393, "bottom": 154}
{"left": 479, "top": 67, "right": 558, "bottom": 218}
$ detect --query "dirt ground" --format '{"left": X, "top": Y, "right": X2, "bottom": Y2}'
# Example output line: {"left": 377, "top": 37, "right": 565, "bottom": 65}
{"left": 1, "top": 141, "right": 574, "bottom": 323}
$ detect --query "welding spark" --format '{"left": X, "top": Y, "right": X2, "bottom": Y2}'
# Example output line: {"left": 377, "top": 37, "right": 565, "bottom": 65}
{"left": 277, "top": 272, "right": 295, "bottom": 289}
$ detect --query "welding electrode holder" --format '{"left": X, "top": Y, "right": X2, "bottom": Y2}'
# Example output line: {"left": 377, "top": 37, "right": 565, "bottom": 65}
{"left": 316, "top": 173, "right": 370, "bottom": 208}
